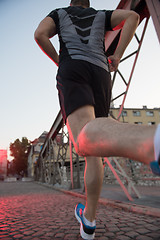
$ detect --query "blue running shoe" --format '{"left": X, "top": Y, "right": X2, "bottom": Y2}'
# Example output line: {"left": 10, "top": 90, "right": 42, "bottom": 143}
{"left": 150, "top": 125, "right": 160, "bottom": 176}
{"left": 75, "top": 203, "right": 96, "bottom": 240}
{"left": 150, "top": 154, "right": 160, "bottom": 176}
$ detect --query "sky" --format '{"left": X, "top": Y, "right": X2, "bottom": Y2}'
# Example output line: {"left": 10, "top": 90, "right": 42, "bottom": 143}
{"left": 0, "top": 0, "right": 159, "bottom": 160}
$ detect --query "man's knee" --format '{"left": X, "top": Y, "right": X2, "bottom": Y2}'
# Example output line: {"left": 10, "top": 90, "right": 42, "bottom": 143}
{"left": 75, "top": 122, "right": 96, "bottom": 156}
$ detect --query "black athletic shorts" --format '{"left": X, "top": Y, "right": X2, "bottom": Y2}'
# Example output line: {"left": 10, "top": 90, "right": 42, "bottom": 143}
{"left": 56, "top": 59, "right": 111, "bottom": 122}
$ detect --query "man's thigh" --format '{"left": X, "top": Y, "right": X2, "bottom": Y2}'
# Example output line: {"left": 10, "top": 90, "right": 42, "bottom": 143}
{"left": 66, "top": 105, "right": 95, "bottom": 144}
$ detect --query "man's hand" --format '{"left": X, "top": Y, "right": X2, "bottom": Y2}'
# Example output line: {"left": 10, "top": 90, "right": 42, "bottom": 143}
{"left": 108, "top": 55, "right": 120, "bottom": 72}
{"left": 110, "top": 10, "right": 140, "bottom": 63}
{"left": 107, "top": 10, "right": 140, "bottom": 72}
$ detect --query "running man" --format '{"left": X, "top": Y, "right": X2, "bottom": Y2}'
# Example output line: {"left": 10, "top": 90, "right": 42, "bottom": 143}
{"left": 34, "top": 0, "right": 160, "bottom": 239}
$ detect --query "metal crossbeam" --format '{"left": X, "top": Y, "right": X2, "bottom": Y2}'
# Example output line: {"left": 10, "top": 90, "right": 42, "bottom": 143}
{"left": 116, "top": 17, "right": 149, "bottom": 120}
{"left": 104, "top": 158, "right": 134, "bottom": 201}
{"left": 104, "top": 157, "right": 141, "bottom": 200}
{"left": 145, "top": 0, "right": 160, "bottom": 42}
{"left": 102, "top": 0, "right": 151, "bottom": 200}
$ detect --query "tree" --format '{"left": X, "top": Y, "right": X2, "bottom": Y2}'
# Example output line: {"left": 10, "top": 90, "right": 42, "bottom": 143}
{"left": 10, "top": 137, "right": 31, "bottom": 176}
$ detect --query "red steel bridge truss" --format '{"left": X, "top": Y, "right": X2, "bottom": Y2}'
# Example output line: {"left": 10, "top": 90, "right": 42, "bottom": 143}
{"left": 34, "top": 0, "right": 160, "bottom": 201}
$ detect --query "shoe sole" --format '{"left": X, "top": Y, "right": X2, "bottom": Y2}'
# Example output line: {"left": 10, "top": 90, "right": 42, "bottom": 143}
{"left": 75, "top": 206, "right": 95, "bottom": 240}
{"left": 80, "top": 222, "right": 95, "bottom": 240}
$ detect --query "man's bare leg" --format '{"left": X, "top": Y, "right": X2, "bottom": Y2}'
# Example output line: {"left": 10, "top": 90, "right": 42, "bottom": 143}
{"left": 67, "top": 105, "right": 156, "bottom": 165}
{"left": 76, "top": 117, "right": 156, "bottom": 164}
{"left": 84, "top": 156, "right": 104, "bottom": 221}
{"left": 67, "top": 105, "right": 103, "bottom": 222}
{"left": 67, "top": 105, "right": 158, "bottom": 222}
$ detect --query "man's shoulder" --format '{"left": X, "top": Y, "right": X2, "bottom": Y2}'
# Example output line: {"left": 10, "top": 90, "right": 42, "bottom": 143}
{"left": 53, "top": 6, "right": 72, "bottom": 12}
{"left": 48, "top": 6, "right": 69, "bottom": 13}
{"left": 47, "top": 7, "right": 70, "bottom": 19}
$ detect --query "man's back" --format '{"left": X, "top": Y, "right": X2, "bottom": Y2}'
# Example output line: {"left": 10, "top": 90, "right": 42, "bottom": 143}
{"left": 47, "top": 6, "right": 113, "bottom": 71}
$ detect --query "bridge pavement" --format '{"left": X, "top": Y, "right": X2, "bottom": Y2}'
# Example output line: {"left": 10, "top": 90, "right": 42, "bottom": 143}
{"left": 0, "top": 181, "right": 160, "bottom": 240}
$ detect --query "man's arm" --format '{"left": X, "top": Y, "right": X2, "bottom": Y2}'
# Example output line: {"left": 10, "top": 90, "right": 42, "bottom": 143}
{"left": 108, "top": 10, "right": 140, "bottom": 72}
{"left": 34, "top": 17, "right": 59, "bottom": 66}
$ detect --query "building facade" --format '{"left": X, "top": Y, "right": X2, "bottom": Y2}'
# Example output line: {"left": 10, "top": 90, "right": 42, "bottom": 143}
{"left": 28, "top": 131, "right": 48, "bottom": 178}
{"left": 110, "top": 106, "right": 160, "bottom": 125}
